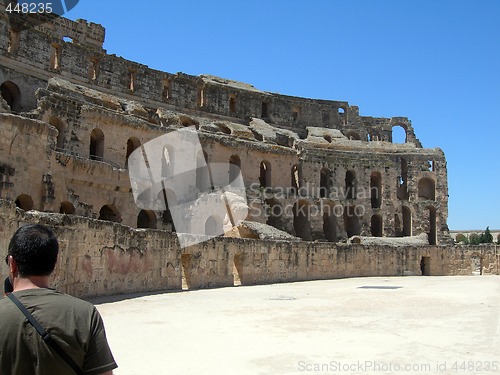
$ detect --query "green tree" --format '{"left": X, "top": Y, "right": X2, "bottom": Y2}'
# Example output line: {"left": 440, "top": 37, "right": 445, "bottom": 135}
{"left": 469, "top": 233, "right": 480, "bottom": 245}
{"left": 479, "top": 226, "right": 493, "bottom": 244}
{"left": 455, "top": 233, "right": 467, "bottom": 244}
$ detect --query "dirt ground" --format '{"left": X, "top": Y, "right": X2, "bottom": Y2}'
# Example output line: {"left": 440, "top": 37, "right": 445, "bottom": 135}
{"left": 91, "top": 276, "right": 500, "bottom": 375}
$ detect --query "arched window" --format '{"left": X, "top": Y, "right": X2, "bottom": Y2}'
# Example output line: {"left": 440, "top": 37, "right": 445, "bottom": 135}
{"left": 50, "top": 43, "right": 61, "bottom": 70}
{"left": 368, "top": 130, "right": 381, "bottom": 142}
{"left": 371, "top": 215, "right": 383, "bottom": 237}
{"left": 49, "top": 117, "right": 66, "bottom": 150}
{"left": 346, "top": 131, "right": 361, "bottom": 140}
{"left": 196, "top": 150, "right": 211, "bottom": 192}
{"left": 259, "top": 160, "right": 271, "bottom": 188}
{"left": 261, "top": 102, "right": 269, "bottom": 118}
{"left": 229, "top": 155, "right": 241, "bottom": 183}
{"left": 137, "top": 210, "right": 157, "bottom": 229}
{"left": 7, "top": 29, "right": 20, "bottom": 54}
{"left": 338, "top": 107, "right": 346, "bottom": 125}
{"left": 90, "top": 128, "right": 104, "bottom": 161}
{"left": 229, "top": 96, "right": 236, "bottom": 113}
{"left": 345, "top": 171, "right": 356, "bottom": 200}
{"left": 158, "top": 189, "right": 176, "bottom": 231}
{"left": 320, "top": 167, "right": 330, "bottom": 198}
{"left": 291, "top": 164, "right": 301, "bottom": 191}
{"left": 265, "top": 198, "right": 283, "bottom": 230}
{"left": 162, "top": 78, "right": 171, "bottom": 101}
{"left": 197, "top": 86, "right": 205, "bottom": 107}
{"left": 397, "top": 158, "right": 409, "bottom": 200}
{"left": 344, "top": 205, "right": 361, "bottom": 237}
{"left": 323, "top": 208, "right": 338, "bottom": 242}
{"left": 392, "top": 125, "right": 407, "bottom": 143}
{"left": 293, "top": 200, "right": 312, "bottom": 240}
{"left": 0, "top": 81, "right": 21, "bottom": 111}
{"left": 98, "top": 204, "right": 120, "bottom": 222}
{"left": 125, "top": 137, "right": 141, "bottom": 168}
{"left": 370, "top": 172, "right": 382, "bottom": 209}
{"left": 418, "top": 178, "right": 435, "bottom": 200}
{"left": 15, "top": 194, "right": 33, "bottom": 211}
{"left": 59, "top": 201, "right": 75, "bottom": 214}
{"left": 161, "top": 145, "right": 174, "bottom": 178}
{"left": 427, "top": 206, "right": 437, "bottom": 245}
{"left": 402, "top": 206, "right": 412, "bottom": 236}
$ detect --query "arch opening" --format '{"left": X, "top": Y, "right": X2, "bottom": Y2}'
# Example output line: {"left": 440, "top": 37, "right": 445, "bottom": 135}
{"left": 59, "top": 201, "right": 75, "bottom": 215}
{"left": 265, "top": 198, "right": 283, "bottom": 230}
{"left": 137, "top": 209, "right": 157, "bottom": 229}
{"left": 0, "top": 81, "right": 21, "bottom": 111}
{"left": 418, "top": 178, "right": 436, "bottom": 200}
{"left": 370, "top": 172, "right": 382, "bottom": 209}
{"left": 344, "top": 205, "right": 361, "bottom": 238}
{"left": 98, "top": 204, "right": 120, "bottom": 222}
{"left": 320, "top": 168, "right": 330, "bottom": 198}
{"left": 49, "top": 117, "right": 67, "bottom": 150}
{"left": 392, "top": 125, "right": 407, "bottom": 144}
{"left": 259, "top": 160, "right": 271, "bottom": 188}
{"left": 291, "top": 164, "right": 301, "bottom": 191}
{"left": 229, "top": 155, "right": 241, "bottom": 183}
{"left": 90, "top": 128, "right": 104, "bottom": 161}
{"left": 402, "top": 206, "right": 412, "bottom": 236}
{"left": 293, "top": 200, "right": 312, "bottom": 240}
{"left": 158, "top": 189, "right": 176, "bottom": 231}
{"left": 371, "top": 215, "right": 383, "bottom": 237}
{"left": 345, "top": 171, "right": 356, "bottom": 200}
{"left": 323, "top": 210, "right": 338, "bottom": 242}
{"left": 427, "top": 206, "right": 437, "bottom": 245}
{"left": 125, "top": 137, "right": 141, "bottom": 168}
{"left": 15, "top": 194, "right": 34, "bottom": 211}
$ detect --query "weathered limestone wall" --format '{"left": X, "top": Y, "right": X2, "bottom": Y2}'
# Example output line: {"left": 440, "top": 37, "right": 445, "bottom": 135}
{"left": 1, "top": 201, "right": 497, "bottom": 299}
{"left": 0, "top": 11, "right": 418, "bottom": 140}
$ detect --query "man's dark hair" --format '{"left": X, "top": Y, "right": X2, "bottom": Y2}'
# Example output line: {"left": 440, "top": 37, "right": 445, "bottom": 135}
{"left": 7, "top": 224, "right": 59, "bottom": 276}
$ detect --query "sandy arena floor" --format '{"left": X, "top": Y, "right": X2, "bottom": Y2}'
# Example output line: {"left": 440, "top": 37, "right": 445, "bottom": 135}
{"left": 91, "top": 276, "right": 500, "bottom": 375}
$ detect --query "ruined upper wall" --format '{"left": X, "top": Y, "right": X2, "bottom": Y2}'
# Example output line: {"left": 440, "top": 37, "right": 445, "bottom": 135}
{"left": 0, "top": 10, "right": 420, "bottom": 145}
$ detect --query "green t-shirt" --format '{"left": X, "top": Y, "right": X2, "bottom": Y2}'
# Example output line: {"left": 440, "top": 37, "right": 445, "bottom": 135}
{"left": 0, "top": 288, "right": 117, "bottom": 375}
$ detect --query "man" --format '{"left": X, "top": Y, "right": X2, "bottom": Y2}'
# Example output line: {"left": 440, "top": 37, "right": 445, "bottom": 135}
{"left": 0, "top": 224, "right": 118, "bottom": 375}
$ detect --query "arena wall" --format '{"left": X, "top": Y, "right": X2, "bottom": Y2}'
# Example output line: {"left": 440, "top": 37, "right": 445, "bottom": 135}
{"left": 1, "top": 201, "right": 497, "bottom": 299}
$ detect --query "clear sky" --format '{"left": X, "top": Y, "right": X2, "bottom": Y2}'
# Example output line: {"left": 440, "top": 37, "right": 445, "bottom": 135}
{"left": 63, "top": 0, "right": 500, "bottom": 230}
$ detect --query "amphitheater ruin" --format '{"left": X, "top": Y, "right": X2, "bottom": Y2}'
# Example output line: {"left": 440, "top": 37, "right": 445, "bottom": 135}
{"left": 0, "top": 9, "right": 498, "bottom": 298}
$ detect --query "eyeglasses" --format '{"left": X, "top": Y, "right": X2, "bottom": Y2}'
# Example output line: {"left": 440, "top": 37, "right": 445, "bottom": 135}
{"left": 5, "top": 255, "right": 9, "bottom": 266}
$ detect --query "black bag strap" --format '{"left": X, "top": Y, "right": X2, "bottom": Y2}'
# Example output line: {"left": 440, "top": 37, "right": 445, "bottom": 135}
{"left": 7, "top": 293, "right": 85, "bottom": 375}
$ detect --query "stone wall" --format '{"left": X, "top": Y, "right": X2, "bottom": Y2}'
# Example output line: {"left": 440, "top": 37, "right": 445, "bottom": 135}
{"left": 1, "top": 201, "right": 497, "bottom": 299}
{"left": 0, "top": 11, "right": 419, "bottom": 141}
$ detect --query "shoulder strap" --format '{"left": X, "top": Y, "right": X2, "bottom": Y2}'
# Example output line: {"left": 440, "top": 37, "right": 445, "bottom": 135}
{"left": 7, "top": 293, "right": 85, "bottom": 375}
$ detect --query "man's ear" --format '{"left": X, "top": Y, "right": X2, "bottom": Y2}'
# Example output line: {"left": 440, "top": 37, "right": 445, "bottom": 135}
{"left": 8, "top": 256, "right": 18, "bottom": 276}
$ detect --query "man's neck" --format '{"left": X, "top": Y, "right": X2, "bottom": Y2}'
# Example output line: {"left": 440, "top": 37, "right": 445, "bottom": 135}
{"left": 13, "top": 276, "right": 50, "bottom": 292}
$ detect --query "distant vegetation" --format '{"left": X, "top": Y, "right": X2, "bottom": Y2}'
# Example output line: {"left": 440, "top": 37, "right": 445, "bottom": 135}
{"left": 455, "top": 227, "right": 498, "bottom": 245}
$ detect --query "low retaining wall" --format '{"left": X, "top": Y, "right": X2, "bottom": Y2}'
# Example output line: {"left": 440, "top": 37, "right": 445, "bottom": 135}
{"left": 0, "top": 200, "right": 498, "bottom": 298}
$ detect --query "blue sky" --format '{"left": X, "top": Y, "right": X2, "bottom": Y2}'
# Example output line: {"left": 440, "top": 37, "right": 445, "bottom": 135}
{"left": 64, "top": 0, "right": 500, "bottom": 230}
